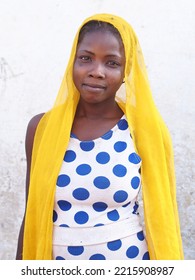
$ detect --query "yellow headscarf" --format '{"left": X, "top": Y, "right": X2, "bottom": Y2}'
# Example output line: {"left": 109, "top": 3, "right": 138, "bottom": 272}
{"left": 23, "top": 14, "right": 183, "bottom": 260}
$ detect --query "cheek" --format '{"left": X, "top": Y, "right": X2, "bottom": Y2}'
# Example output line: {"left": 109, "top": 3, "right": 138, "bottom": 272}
{"left": 73, "top": 62, "right": 87, "bottom": 80}
{"left": 72, "top": 64, "right": 82, "bottom": 87}
{"left": 72, "top": 68, "right": 77, "bottom": 85}
{"left": 109, "top": 71, "right": 124, "bottom": 86}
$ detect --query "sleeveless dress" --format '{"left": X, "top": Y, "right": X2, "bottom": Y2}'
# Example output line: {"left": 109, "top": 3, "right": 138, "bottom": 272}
{"left": 52, "top": 115, "right": 150, "bottom": 260}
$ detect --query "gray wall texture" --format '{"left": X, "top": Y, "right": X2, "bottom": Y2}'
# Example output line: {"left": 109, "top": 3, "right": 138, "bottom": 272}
{"left": 0, "top": 0, "right": 194, "bottom": 259}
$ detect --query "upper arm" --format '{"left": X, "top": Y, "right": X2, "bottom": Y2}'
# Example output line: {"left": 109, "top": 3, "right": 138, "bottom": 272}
{"left": 16, "top": 112, "right": 44, "bottom": 259}
{"left": 25, "top": 113, "right": 45, "bottom": 202}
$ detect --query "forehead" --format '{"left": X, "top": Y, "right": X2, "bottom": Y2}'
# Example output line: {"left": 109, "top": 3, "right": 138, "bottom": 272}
{"left": 76, "top": 30, "right": 124, "bottom": 55}
{"left": 78, "top": 20, "right": 123, "bottom": 43}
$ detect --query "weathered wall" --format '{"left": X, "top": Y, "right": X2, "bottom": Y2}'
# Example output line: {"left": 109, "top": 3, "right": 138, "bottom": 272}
{"left": 0, "top": 0, "right": 194, "bottom": 259}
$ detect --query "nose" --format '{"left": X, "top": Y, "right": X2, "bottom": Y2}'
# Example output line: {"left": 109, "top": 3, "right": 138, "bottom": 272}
{"left": 88, "top": 62, "right": 105, "bottom": 79}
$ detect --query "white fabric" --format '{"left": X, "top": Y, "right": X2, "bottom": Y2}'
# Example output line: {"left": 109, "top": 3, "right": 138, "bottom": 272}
{"left": 53, "top": 216, "right": 142, "bottom": 246}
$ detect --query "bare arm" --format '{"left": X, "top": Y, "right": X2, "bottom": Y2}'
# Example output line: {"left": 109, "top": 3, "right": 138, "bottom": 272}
{"left": 15, "top": 113, "right": 44, "bottom": 260}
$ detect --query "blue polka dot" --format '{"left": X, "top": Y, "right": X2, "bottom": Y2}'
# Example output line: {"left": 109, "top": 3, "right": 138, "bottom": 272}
{"left": 56, "top": 256, "right": 65, "bottom": 260}
{"left": 107, "top": 210, "right": 120, "bottom": 221}
{"left": 107, "top": 239, "right": 122, "bottom": 251}
{"left": 122, "top": 202, "right": 131, "bottom": 207}
{"left": 73, "top": 188, "right": 90, "bottom": 201}
{"left": 137, "top": 231, "right": 144, "bottom": 241}
{"left": 96, "top": 152, "right": 110, "bottom": 164}
{"left": 74, "top": 211, "right": 89, "bottom": 224}
{"left": 114, "top": 141, "right": 127, "bottom": 152}
{"left": 68, "top": 246, "right": 84, "bottom": 256}
{"left": 113, "top": 164, "right": 127, "bottom": 177}
{"left": 53, "top": 210, "right": 58, "bottom": 222}
{"left": 93, "top": 202, "right": 108, "bottom": 212}
{"left": 80, "top": 141, "right": 95, "bottom": 151}
{"left": 76, "top": 164, "right": 91, "bottom": 175}
{"left": 57, "top": 174, "right": 70, "bottom": 187}
{"left": 142, "top": 251, "right": 150, "bottom": 260}
{"left": 118, "top": 119, "right": 128, "bottom": 130}
{"left": 64, "top": 150, "right": 76, "bottom": 162}
{"left": 129, "top": 153, "right": 141, "bottom": 164}
{"left": 89, "top": 254, "right": 106, "bottom": 260}
{"left": 132, "top": 201, "right": 139, "bottom": 214}
{"left": 101, "top": 130, "right": 113, "bottom": 140}
{"left": 126, "top": 245, "right": 139, "bottom": 258}
{"left": 58, "top": 200, "right": 72, "bottom": 211}
{"left": 94, "top": 223, "right": 104, "bottom": 227}
{"left": 131, "top": 176, "right": 140, "bottom": 189}
{"left": 93, "top": 176, "right": 110, "bottom": 189}
{"left": 60, "top": 224, "right": 69, "bottom": 228}
{"left": 70, "top": 132, "right": 77, "bottom": 139}
{"left": 113, "top": 190, "right": 128, "bottom": 203}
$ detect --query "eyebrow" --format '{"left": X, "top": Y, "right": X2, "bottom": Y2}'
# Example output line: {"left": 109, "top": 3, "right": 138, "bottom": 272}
{"left": 78, "top": 49, "right": 122, "bottom": 58}
{"left": 78, "top": 50, "right": 95, "bottom": 55}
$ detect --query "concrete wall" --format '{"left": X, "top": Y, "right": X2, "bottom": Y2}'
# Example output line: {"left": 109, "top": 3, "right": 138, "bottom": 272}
{"left": 0, "top": 0, "right": 194, "bottom": 259}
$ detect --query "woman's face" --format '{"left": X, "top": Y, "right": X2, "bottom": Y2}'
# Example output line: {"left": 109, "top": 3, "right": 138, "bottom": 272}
{"left": 73, "top": 30, "right": 125, "bottom": 105}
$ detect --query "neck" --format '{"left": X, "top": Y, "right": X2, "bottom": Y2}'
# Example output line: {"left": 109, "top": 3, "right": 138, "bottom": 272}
{"left": 75, "top": 99, "right": 123, "bottom": 120}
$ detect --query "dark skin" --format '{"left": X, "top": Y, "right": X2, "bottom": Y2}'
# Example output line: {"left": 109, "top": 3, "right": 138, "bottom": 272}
{"left": 16, "top": 30, "right": 125, "bottom": 259}
{"left": 72, "top": 30, "right": 125, "bottom": 140}
{"left": 16, "top": 113, "right": 44, "bottom": 259}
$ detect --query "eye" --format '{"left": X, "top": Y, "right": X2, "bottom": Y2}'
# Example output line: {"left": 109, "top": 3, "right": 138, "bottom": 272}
{"left": 79, "top": 55, "right": 91, "bottom": 62}
{"left": 107, "top": 60, "right": 120, "bottom": 67}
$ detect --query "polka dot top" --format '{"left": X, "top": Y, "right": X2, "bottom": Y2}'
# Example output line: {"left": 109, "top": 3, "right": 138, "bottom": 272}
{"left": 53, "top": 115, "right": 142, "bottom": 228}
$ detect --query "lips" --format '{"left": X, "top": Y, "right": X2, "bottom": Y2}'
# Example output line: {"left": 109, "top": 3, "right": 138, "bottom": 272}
{"left": 82, "top": 83, "right": 106, "bottom": 90}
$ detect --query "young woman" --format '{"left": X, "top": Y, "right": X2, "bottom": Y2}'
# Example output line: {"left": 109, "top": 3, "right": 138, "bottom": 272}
{"left": 16, "top": 13, "right": 183, "bottom": 260}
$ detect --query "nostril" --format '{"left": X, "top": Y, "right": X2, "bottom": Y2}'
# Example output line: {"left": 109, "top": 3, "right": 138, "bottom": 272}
{"left": 88, "top": 70, "right": 105, "bottom": 79}
{"left": 88, "top": 63, "right": 106, "bottom": 79}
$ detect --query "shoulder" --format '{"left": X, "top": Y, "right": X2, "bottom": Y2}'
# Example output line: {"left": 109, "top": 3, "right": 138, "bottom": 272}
{"left": 25, "top": 113, "right": 45, "bottom": 157}
{"left": 26, "top": 113, "right": 45, "bottom": 141}
{"left": 27, "top": 113, "right": 45, "bottom": 130}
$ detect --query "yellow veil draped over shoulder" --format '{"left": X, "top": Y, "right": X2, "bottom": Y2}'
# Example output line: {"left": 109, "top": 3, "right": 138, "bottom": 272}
{"left": 23, "top": 14, "right": 183, "bottom": 259}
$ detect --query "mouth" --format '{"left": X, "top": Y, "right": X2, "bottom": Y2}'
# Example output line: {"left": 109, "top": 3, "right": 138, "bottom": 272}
{"left": 82, "top": 83, "right": 106, "bottom": 91}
